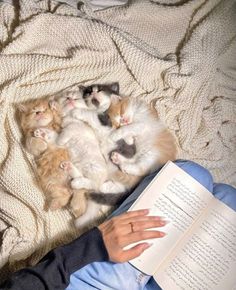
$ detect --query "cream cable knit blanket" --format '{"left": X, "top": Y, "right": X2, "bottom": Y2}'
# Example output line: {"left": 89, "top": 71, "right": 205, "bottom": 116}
{"left": 0, "top": 0, "right": 235, "bottom": 281}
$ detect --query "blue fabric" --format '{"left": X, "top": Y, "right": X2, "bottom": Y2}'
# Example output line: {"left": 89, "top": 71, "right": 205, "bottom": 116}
{"left": 66, "top": 160, "right": 236, "bottom": 290}
{"left": 67, "top": 262, "right": 150, "bottom": 290}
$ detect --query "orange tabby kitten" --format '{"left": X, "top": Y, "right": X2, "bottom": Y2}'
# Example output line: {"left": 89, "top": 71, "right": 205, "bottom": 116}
{"left": 17, "top": 97, "right": 86, "bottom": 213}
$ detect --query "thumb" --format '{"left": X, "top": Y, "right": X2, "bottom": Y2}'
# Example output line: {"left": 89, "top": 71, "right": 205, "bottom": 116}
{"left": 122, "top": 243, "right": 152, "bottom": 262}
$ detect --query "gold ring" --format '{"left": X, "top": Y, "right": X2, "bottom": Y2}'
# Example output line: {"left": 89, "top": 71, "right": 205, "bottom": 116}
{"left": 129, "top": 222, "right": 134, "bottom": 233}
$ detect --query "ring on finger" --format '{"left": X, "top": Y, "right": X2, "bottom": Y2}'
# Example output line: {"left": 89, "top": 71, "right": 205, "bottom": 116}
{"left": 129, "top": 222, "right": 135, "bottom": 233}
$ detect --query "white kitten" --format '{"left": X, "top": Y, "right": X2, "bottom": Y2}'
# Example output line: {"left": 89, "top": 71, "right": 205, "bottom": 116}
{"left": 55, "top": 85, "right": 108, "bottom": 193}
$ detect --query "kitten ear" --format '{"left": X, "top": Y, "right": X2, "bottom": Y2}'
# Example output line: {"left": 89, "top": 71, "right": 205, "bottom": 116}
{"left": 78, "top": 86, "right": 85, "bottom": 97}
{"left": 110, "top": 83, "right": 119, "bottom": 94}
{"left": 47, "top": 96, "right": 57, "bottom": 111}
{"left": 17, "top": 103, "right": 28, "bottom": 112}
{"left": 110, "top": 94, "right": 122, "bottom": 104}
{"left": 49, "top": 100, "right": 59, "bottom": 111}
{"left": 49, "top": 95, "right": 55, "bottom": 102}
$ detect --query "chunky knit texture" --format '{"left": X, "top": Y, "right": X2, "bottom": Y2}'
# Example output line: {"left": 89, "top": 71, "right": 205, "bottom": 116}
{"left": 0, "top": 0, "right": 235, "bottom": 281}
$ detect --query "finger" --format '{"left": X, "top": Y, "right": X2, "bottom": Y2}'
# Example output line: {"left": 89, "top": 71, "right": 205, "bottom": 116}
{"left": 118, "top": 243, "right": 152, "bottom": 262}
{"left": 129, "top": 219, "right": 168, "bottom": 232}
{"left": 114, "top": 219, "right": 168, "bottom": 236}
{"left": 100, "top": 214, "right": 167, "bottom": 236}
{"left": 122, "top": 230, "right": 166, "bottom": 247}
{"left": 103, "top": 210, "right": 151, "bottom": 231}
{"left": 122, "top": 215, "right": 166, "bottom": 224}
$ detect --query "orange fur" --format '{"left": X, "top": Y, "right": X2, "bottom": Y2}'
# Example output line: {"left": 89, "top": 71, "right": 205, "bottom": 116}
{"left": 154, "top": 129, "right": 177, "bottom": 164}
{"left": 36, "top": 146, "right": 72, "bottom": 210}
{"left": 111, "top": 169, "right": 141, "bottom": 191}
{"left": 17, "top": 97, "right": 87, "bottom": 213}
{"left": 17, "top": 97, "right": 62, "bottom": 156}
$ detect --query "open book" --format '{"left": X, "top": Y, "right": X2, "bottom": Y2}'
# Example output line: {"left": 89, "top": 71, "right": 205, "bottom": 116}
{"left": 128, "top": 161, "right": 236, "bottom": 290}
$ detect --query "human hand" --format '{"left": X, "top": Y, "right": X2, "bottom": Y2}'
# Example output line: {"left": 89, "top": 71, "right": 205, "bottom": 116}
{"left": 98, "top": 209, "right": 167, "bottom": 263}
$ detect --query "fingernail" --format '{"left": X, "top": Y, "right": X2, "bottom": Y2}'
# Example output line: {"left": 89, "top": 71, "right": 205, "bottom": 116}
{"left": 159, "top": 221, "right": 168, "bottom": 226}
{"left": 162, "top": 220, "right": 171, "bottom": 224}
{"left": 159, "top": 232, "right": 166, "bottom": 237}
{"left": 143, "top": 243, "right": 153, "bottom": 250}
{"left": 154, "top": 216, "right": 166, "bottom": 220}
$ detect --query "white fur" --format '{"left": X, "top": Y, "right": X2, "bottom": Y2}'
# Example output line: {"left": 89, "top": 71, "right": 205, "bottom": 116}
{"left": 56, "top": 90, "right": 108, "bottom": 192}
{"left": 110, "top": 98, "right": 167, "bottom": 176}
{"left": 56, "top": 87, "right": 171, "bottom": 230}
{"left": 61, "top": 87, "right": 131, "bottom": 229}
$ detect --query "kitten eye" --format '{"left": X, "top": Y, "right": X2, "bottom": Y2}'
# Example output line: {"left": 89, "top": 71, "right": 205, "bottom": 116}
{"left": 84, "top": 87, "right": 93, "bottom": 95}
{"left": 33, "top": 108, "right": 45, "bottom": 115}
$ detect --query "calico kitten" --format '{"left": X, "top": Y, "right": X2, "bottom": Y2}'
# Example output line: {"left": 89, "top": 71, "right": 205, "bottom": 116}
{"left": 17, "top": 97, "right": 74, "bottom": 210}
{"left": 82, "top": 83, "right": 120, "bottom": 113}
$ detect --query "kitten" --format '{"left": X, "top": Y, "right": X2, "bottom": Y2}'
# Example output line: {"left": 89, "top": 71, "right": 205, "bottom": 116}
{"left": 53, "top": 86, "right": 109, "bottom": 220}
{"left": 17, "top": 97, "right": 61, "bottom": 156}
{"left": 107, "top": 96, "right": 177, "bottom": 176}
{"left": 17, "top": 97, "right": 74, "bottom": 210}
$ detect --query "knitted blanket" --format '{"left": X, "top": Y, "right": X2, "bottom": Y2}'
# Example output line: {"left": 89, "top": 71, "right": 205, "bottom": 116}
{"left": 0, "top": 0, "right": 235, "bottom": 281}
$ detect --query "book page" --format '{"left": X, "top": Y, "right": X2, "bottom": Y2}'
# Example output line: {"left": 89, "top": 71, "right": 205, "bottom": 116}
{"left": 128, "top": 162, "right": 213, "bottom": 275}
{"left": 155, "top": 198, "right": 236, "bottom": 290}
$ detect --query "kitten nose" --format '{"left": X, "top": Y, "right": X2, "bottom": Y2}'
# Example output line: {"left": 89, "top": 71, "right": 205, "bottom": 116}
{"left": 36, "top": 111, "right": 42, "bottom": 115}
{"left": 92, "top": 98, "right": 99, "bottom": 107}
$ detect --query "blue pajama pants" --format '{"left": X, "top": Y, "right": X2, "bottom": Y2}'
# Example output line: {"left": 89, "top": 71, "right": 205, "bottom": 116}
{"left": 66, "top": 160, "right": 236, "bottom": 290}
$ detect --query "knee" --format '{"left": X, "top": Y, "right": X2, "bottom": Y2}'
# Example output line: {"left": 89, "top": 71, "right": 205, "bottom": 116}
{"left": 174, "top": 160, "right": 213, "bottom": 192}
{"left": 213, "top": 183, "right": 236, "bottom": 211}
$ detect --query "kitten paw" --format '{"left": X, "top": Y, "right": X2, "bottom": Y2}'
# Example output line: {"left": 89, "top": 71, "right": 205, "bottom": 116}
{"left": 110, "top": 151, "right": 121, "bottom": 165}
{"left": 60, "top": 161, "right": 72, "bottom": 172}
{"left": 124, "top": 135, "right": 135, "bottom": 145}
{"left": 120, "top": 165, "right": 129, "bottom": 174}
{"left": 34, "top": 128, "right": 47, "bottom": 139}
{"left": 49, "top": 100, "right": 59, "bottom": 111}
{"left": 71, "top": 108, "right": 82, "bottom": 119}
